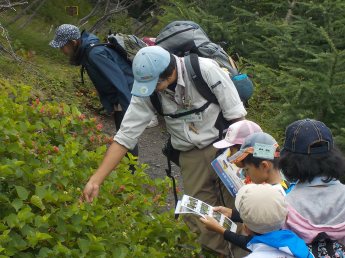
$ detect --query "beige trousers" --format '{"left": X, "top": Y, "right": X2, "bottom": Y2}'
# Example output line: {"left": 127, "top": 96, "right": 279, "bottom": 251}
{"left": 179, "top": 144, "right": 248, "bottom": 257}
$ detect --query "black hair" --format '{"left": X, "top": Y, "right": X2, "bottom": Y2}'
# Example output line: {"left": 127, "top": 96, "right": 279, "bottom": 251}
{"left": 279, "top": 145, "right": 345, "bottom": 183}
{"left": 242, "top": 154, "right": 280, "bottom": 169}
{"left": 230, "top": 144, "right": 242, "bottom": 151}
{"left": 69, "top": 39, "right": 82, "bottom": 65}
{"left": 159, "top": 54, "right": 176, "bottom": 80}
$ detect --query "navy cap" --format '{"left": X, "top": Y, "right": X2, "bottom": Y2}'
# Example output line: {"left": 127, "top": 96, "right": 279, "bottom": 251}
{"left": 49, "top": 24, "right": 81, "bottom": 48}
{"left": 282, "top": 118, "right": 333, "bottom": 155}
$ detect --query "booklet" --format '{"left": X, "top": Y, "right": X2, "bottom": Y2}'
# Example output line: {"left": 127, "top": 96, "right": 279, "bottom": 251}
{"left": 211, "top": 148, "right": 244, "bottom": 197}
{"left": 175, "top": 195, "right": 237, "bottom": 233}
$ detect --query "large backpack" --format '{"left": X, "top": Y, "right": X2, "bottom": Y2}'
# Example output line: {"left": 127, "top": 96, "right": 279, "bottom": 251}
{"left": 151, "top": 21, "right": 253, "bottom": 140}
{"left": 155, "top": 20, "right": 254, "bottom": 103}
{"left": 309, "top": 232, "right": 345, "bottom": 258}
{"left": 80, "top": 31, "right": 147, "bottom": 84}
{"left": 106, "top": 32, "right": 147, "bottom": 62}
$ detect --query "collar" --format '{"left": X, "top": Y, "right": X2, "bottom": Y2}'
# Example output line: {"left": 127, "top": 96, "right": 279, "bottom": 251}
{"left": 297, "top": 176, "right": 340, "bottom": 187}
{"left": 163, "top": 55, "right": 186, "bottom": 106}
{"left": 248, "top": 230, "right": 313, "bottom": 258}
{"left": 174, "top": 55, "right": 186, "bottom": 88}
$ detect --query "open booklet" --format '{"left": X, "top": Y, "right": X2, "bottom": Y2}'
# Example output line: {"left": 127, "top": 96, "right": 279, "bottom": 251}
{"left": 175, "top": 194, "right": 238, "bottom": 233}
{"left": 211, "top": 148, "right": 244, "bottom": 197}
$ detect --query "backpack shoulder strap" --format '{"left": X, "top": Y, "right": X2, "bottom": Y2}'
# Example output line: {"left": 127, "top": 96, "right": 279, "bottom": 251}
{"left": 87, "top": 42, "right": 132, "bottom": 65}
{"left": 150, "top": 91, "right": 211, "bottom": 118}
{"left": 150, "top": 92, "right": 164, "bottom": 116}
{"left": 84, "top": 42, "right": 134, "bottom": 81}
{"left": 87, "top": 42, "right": 111, "bottom": 52}
{"left": 184, "top": 53, "right": 218, "bottom": 105}
{"left": 84, "top": 43, "right": 109, "bottom": 63}
{"left": 149, "top": 54, "right": 219, "bottom": 118}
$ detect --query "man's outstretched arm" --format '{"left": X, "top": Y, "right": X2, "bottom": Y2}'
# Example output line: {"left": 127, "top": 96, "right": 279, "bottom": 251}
{"left": 82, "top": 141, "right": 128, "bottom": 203}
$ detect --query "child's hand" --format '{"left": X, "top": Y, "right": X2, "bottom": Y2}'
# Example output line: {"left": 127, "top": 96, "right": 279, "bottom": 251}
{"left": 213, "top": 206, "right": 232, "bottom": 217}
{"left": 200, "top": 215, "right": 226, "bottom": 235}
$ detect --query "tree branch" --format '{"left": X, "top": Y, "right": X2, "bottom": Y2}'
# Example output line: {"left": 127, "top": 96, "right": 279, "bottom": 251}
{"left": 0, "top": 22, "right": 22, "bottom": 61}
{"left": 18, "top": 0, "right": 47, "bottom": 29}
{"left": 0, "top": 0, "right": 28, "bottom": 12}
{"left": 285, "top": 0, "right": 297, "bottom": 23}
{"left": 104, "top": 0, "right": 110, "bottom": 15}
{"left": 79, "top": 0, "right": 102, "bottom": 25}
{"left": 134, "top": 17, "right": 158, "bottom": 36}
{"left": 7, "top": 0, "right": 40, "bottom": 25}
{"left": 89, "top": 0, "right": 141, "bottom": 33}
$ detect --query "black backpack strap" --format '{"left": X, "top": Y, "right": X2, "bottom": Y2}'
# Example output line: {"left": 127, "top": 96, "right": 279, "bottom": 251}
{"left": 166, "top": 102, "right": 211, "bottom": 118}
{"left": 149, "top": 54, "right": 233, "bottom": 137}
{"left": 80, "top": 65, "right": 85, "bottom": 84}
{"left": 79, "top": 44, "right": 107, "bottom": 84}
{"left": 149, "top": 53, "right": 215, "bottom": 119}
{"left": 150, "top": 91, "right": 211, "bottom": 119}
{"left": 184, "top": 53, "right": 218, "bottom": 104}
{"left": 166, "top": 157, "right": 179, "bottom": 219}
{"left": 185, "top": 53, "right": 231, "bottom": 138}
{"left": 150, "top": 92, "right": 164, "bottom": 116}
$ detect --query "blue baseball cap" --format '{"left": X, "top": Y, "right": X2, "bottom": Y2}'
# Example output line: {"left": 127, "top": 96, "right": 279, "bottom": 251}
{"left": 50, "top": 24, "right": 81, "bottom": 48}
{"left": 282, "top": 118, "right": 333, "bottom": 155}
{"left": 131, "top": 46, "right": 171, "bottom": 97}
{"left": 228, "top": 132, "right": 279, "bottom": 164}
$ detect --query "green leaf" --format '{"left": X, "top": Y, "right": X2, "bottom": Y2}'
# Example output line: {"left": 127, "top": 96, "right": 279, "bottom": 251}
{"left": 36, "top": 169, "right": 51, "bottom": 176}
{"left": 30, "top": 195, "right": 45, "bottom": 210}
{"left": 71, "top": 106, "right": 80, "bottom": 116}
{"left": 0, "top": 229, "right": 11, "bottom": 243}
{"left": 11, "top": 199, "right": 23, "bottom": 212}
{"left": 15, "top": 186, "right": 29, "bottom": 200}
{"left": 36, "top": 232, "right": 53, "bottom": 241}
{"left": 20, "top": 224, "right": 34, "bottom": 237}
{"left": 35, "top": 185, "right": 47, "bottom": 199}
{"left": 9, "top": 231, "right": 27, "bottom": 250}
{"left": 54, "top": 242, "right": 71, "bottom": 255}
{"left": 27, "top": 232, "right": 52, "bottom": 247}
{"left": 17, "top": 207, "right": 34, "bottom": 223}
{"left": 77, "top": 238, "right": 90, "bottom": 254}
{"left": 112, "top": 245, "right": 129, "bottom": 258}
{"left": 4, "top": 214, "right": 19, "bottom": 228}
{"left": 37, "top": 247, "right": 53, "bottom": 258}
{"left": 0, "top": 165, "right": 14, "bottom": 176}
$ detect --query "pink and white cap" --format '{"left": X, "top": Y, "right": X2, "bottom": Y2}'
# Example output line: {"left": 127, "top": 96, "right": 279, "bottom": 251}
{"left": 213, "top": 120, "right": 263, "bottom": 149}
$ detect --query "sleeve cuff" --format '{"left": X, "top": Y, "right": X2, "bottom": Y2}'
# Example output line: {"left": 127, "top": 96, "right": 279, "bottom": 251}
{"left": 231, "top": 208, "right": 243, "bottom": 223}
{"left": 223, "top": 102, "right": 247, "bottom": 121}
{"left": 114, "top": 131, "right": 138, "bottom": 150}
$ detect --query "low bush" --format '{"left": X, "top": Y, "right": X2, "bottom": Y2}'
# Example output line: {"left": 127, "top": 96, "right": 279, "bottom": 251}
{"left": 0, "top": 79, "right": 198, "bottom": 257}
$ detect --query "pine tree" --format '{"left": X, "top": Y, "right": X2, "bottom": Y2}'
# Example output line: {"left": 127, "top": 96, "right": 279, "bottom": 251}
{"left": 151, "top": 0, "right": 345, "bottom": 152}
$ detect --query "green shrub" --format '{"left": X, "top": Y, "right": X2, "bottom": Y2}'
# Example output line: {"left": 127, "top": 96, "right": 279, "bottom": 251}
{"left": 0, "top": 80, "right": 199, "bottom": 257}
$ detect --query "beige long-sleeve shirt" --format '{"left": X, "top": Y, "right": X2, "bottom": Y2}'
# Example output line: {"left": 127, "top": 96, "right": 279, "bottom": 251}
{"left": 114, "top": 56, "right": 247, "bottom": 151}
